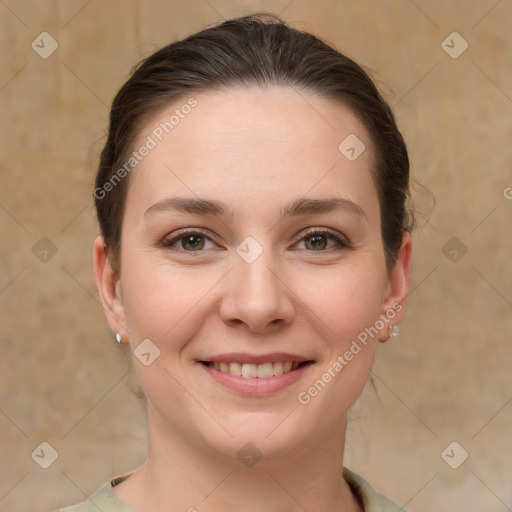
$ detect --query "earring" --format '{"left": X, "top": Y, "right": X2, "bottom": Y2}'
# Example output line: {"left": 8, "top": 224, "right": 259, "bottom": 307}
{"left": 388, "top": 325, "right": 400, "bottom": 339}
{"left": 115, "top": 332, "right": 122, "bottom": 344}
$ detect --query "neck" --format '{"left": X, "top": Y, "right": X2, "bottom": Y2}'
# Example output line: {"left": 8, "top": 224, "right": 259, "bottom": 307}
{"left": 113, "top": 409, "right": 362, "bottom": 512}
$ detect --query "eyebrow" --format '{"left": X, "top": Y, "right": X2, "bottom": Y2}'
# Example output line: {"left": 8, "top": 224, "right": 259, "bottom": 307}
{"left": 144, "top": 196, "right": 367, "bottom": 220}
{"left": 281, "top": 197, "right": 367, "bottom": 220}
{"left": 145, "top": 197, "right": 229, "bottom": 217}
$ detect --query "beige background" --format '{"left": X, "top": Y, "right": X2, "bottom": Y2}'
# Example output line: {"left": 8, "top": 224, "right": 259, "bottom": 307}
{"left": 1, "top": 1, "right": 511, "bottom": 511}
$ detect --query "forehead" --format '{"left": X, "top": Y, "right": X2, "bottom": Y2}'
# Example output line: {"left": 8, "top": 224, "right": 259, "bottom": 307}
{"left": 126, "top": 85, "right": 378, "bottom": 220}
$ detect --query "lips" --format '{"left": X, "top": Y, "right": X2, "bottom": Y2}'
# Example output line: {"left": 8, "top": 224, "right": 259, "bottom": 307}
{"left": 200, "top": 352, "right": 313, "bottom": 376}
{"left": 198, "top": 352, "right": 315, "bottom": 393}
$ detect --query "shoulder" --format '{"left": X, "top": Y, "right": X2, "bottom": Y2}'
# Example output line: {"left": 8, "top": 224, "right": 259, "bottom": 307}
{"left": 57, "top": 474, "right": 134, "bottom": 512}
{"left": 343, "top": 467, "right": 411, "bottom": 512}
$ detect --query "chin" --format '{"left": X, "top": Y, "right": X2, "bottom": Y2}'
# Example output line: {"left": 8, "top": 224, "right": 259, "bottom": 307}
{"left": 191, "top": 410, "right": 314, "bottom": 466}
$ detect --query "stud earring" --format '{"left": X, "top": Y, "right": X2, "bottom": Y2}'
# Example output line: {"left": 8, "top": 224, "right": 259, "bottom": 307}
{"left": 115, "top": 333, "right": 122, "bottom": 344}
{"left": 388, "top": 325, "right": 400, "bottom": 339}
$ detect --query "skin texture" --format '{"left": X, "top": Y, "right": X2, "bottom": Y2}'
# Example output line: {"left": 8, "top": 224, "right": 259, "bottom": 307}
{"left": 93, "top": 85, "right": 412, "bottom": 512}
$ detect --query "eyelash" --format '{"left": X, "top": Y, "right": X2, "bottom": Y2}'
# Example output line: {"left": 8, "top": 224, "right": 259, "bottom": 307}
{"left": 161, "top": 227, "right": 351, "bottom": 253}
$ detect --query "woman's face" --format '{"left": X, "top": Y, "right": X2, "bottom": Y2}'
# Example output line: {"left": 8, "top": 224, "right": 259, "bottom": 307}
{"left": 94, "top": 85, "right": 410, "bottom": 462}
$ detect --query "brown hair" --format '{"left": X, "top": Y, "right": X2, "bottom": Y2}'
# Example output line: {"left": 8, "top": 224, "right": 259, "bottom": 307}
{"left": 95, "top": 13, "right": 413, "bottom": 272}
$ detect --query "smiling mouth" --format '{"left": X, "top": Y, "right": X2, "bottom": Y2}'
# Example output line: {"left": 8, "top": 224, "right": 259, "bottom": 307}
{"left": 200, "top": 360, "right": 314, "bottom": 378}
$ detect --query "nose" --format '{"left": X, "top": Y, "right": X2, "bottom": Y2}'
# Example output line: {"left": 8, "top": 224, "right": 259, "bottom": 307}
{"left": 219, "top": 255, "right": 295, "bottom": 333}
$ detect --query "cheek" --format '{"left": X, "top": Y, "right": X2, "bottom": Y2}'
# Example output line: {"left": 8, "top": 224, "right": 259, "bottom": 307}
{"left": 293, "top": 266, "right": 385, "bottom": 417}
{"left": 294, "top": 263, "right": 385, "bottom": 341}
{"left": 119, "top": 256, "right": 227, "bottom": 345}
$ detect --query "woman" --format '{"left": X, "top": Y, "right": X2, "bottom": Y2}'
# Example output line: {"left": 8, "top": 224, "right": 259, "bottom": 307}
{"left": 62, "top": 13, "right": 413, "bottom": 512}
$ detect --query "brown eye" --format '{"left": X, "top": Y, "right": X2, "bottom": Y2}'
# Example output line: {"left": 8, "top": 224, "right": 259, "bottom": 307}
{"left": 181, "top": 235, "right": 205, "bottom": 251}
{"left": 162, "top": 230, "right": 216, "bottom": 252}
{"left": 304, "top": 234, "right": 328, "bottom": 250}
{"left": 295, "top": 229, "right": 349, "bottom": 252}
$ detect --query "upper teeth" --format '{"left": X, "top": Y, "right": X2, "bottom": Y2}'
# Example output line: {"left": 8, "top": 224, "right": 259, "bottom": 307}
{"left": 208, "top": 361, "right": 299, "bottom": 378}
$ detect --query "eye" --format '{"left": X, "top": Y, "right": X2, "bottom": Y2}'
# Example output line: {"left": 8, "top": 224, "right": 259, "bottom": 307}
{"left": 162, "top": 230, "right": 217, "bottom": 252}
{"left": 294, "top": 228, "right": 350, "bottom": 251}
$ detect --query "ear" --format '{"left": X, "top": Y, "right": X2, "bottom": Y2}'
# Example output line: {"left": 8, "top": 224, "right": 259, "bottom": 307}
{"left": 377, "top": 232, "right": 412, "bottom": 342}
{"left": 92, "top": 234, "right": 129, "bottom": 344}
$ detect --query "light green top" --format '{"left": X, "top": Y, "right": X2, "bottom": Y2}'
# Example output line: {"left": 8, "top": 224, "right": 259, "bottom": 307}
{"left": 59, "top": 467, "right": 409, "bottom": 512}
